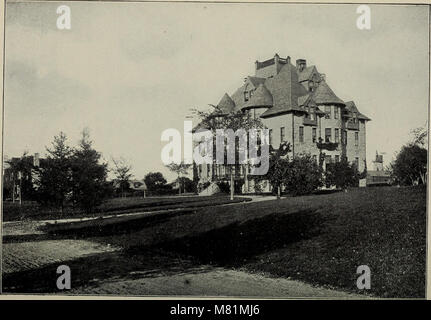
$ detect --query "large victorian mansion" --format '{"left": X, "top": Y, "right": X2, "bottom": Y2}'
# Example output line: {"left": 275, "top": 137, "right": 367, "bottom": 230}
{"left": 195, "top": 53, "right": 370, "bottom": 193}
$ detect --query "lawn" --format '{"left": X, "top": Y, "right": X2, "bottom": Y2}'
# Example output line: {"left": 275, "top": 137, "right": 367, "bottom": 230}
{"left": 2, "top": 195, "right": 251, "bottom": 222}
{"left": 159, "top": 186, "right": 426, "bottom": 298}
{"left": 3, "top": 186, "right": 426, "bottom": 298}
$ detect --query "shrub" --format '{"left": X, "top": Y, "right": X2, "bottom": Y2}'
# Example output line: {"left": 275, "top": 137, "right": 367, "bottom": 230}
{"left": 283, "top": 154, "right": 323, "bottom": 196}
{"left": 325, "top": 158, "right": 360, "bottom": 189}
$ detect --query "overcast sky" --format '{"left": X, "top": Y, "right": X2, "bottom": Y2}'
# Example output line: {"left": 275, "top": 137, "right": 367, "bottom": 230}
{"left": 4, "top": 2, "right": 429, "bottom": 181}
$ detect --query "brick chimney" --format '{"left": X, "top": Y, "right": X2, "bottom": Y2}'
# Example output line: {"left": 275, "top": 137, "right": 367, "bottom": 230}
{"left": 296, "top": 59, "right": 306, "bottom": 72}
{"left": 274, "top": 53, "right": 280, "bottom": 70}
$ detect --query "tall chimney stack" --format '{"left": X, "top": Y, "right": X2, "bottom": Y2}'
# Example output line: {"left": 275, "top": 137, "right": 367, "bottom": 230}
{"left": 296, "top": 59, "right": 307, "bottom": 72}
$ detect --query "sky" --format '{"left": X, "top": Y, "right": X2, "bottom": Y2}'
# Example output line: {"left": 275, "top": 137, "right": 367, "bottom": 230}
{"left": 3, "top": 2, "right": 429, "bottom": 182}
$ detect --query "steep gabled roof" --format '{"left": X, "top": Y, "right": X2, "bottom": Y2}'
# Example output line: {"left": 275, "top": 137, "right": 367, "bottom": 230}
{"left": 247, "top": 76, "right": 266, "bottom": 88}
{"left": 297, "top": 65, "right": 318, "bottom": 82}
{"left": 260, "top": 63, "right": 309, "bottom": 118}
{"left": 214, "top": 93, "right": 236, "bottom": 116}
{"left": 297, "top": 93, "right": 311, "bottom": 107}
{"left": 344, "top": 101, "right": 371, "bottom": 121}
{"left": 312, "top": 80, "right": 345, "bottom": 106}
{"left": 242, "top": 84, "right": 273, "bottom": 110}
{"left": 297, "top": 94, "right": 325, "bottom": 116}
{"left": 231, "top": 84, "right": 247, "bottom": 112}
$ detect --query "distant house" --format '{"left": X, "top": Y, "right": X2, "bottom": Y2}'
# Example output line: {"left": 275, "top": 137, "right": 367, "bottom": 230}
{"left": 112, "top": 178, "right": 147, "bottom": 197}
{"left": 128, "top": 179, "right": 147, "bottom": 191}
{"left": 367, "top": 152, "right": 392, "bottom": 186}
{"left": 2, "top": 153, "right": 44, "bottom": 201}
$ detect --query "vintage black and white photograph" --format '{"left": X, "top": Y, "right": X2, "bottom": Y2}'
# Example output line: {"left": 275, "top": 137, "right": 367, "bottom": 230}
{"left": 0, "top": 1, "right": 429, "bottom": 299}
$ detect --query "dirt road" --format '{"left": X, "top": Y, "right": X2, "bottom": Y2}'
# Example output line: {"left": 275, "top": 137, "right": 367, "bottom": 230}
{"left": 69, "top": 267, "right": 364, "bottom": 298}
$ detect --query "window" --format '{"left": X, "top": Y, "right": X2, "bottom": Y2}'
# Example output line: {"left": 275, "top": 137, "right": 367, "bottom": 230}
{"left": 308, "top": 80, "right": 314, "bottom": 92}
{"left": 355, "top": 132, "right": 359, "bottom": 146}
{"left": 269, "top": 129, "right": 273, "bottom": 146}
{"left": 325, "top": 128, "right": 332, "bottom": 142}
{"left": 335, "top": 155, "right": 340, "bottom": 163}
{"left": 325, "top": 106, "right": 331, "bottom": 119}
{"left": 310, "top": 107, "right": 315, "bottom": 121}
{"left": 354, "top": 157, "right": 359, "bottom": 168}
{"left": 352, "top": 112, "right": 357, "bottom": 123}
{"left": 334, "top": 106, "right": 339, "bottom": 119}
{"left": 312, "top": 128, "right": 317, "bottom": 143}
{"left": 280, "top": 127, "right": 285, "bottom": 142}
{"left": 244, "top": 91, "right": 249, "bottom": 102}
{"left": 335, "top": 128, "right": 339, "bottom": 143}
{"left": 343, "top": 130, "right": 347, "bottom": 145}
{"left": 299, "top": 126, "right": 304, "bottom": 143}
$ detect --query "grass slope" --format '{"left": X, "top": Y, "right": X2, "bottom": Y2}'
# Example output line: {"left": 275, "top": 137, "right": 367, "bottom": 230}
{"left": 161, "top": 186, "right": 426, "bottom": 298}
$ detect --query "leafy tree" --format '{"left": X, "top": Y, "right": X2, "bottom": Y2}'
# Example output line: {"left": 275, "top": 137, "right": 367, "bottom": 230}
{"left": 112, "top": 157, "right": 133, "bottom": 197}
{"left": 178, "top": 176, "right": 197, "bottom": 193}
{"left": 283, "top": 154, "right": 323, "bottom": 196}
{"left": 390, "top": 125, "right": 427, "bottom": 186}
{"left": 166, "top": 161, "right": 192, "bottom": 195}
{"left": 253, "top": 142, "right": 290, "bottom": 198}
{"left": 4, "top": 151, "right": 38, "bottom": 202}
{"left": 411, "top": 124, "right": 427, "bottom": 148}
{"left": 325, "top": 158, "right": 359, "bottom": 190}
{"left": 144, "top": 172, "right": 168, "bottom": 193}
{"left": 391, "top": 144, "right": 427, "bottom": 185}
{"left": 35, "top": 132, "right": 73, "bottom": 212}
{"left": 193, "top": 107, "right": 264, "bottom": 199}
{"left": 70, "top": 129, "right": 110, "bottom": 213}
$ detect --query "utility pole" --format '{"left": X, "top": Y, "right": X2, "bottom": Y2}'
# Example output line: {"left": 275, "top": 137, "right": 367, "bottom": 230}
{"left": 18, "top": 171, "right": 22, "bottom": 205}
{"left": 230, "top": 167, "right": 234, "bottom": 201}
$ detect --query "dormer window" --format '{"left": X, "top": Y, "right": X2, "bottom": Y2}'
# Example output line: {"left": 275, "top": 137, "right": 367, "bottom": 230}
{"left": 308, "top": 80, "right": 314, "bottom": 92}
{"left": 352, "top": 112, "right": 357, "bottom": 123}
{"left": 310, "top": 107, "right": 315, "bottom": 120}
{"left": 244, "top": 91, "right": 249, "bottom": 102}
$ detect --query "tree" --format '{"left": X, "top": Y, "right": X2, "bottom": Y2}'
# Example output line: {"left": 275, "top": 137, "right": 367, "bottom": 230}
{"left": 283, "top": 154, "right": 323, "bottom": 196}
{"left": 166, "top": 161, "right": 192, "bottom": 195}
{"left": 5, "top": 151, "right": 37, "bottom": 202}
{"left": 325, "top": 158, "right": 360, "bottom": 190}
{"left": 112, "top": 157, "right": 133, "bottom": 197}
{"left": 144, "top": 172, "right": 168, "bottom": 193}
{"left": 70, "top": 129, "right": 110, "bottom": 213}
{"left": 391, "top": 144, "right": 427, "bottom": 185}
{"left": 253, "top": 142, "right": 290, "bottom": 198}
{"left": 411, "top": 124, "right": 427, "bottom": 148}
{"left": 390, "top": 125, "right": 427, "bottom": 186}
{"left": 35, "top": 132, "right": 73, "bottom": 212}
{"left": 178, "top": 176, "right": 197, "bottom": 193}
{"left": 193, "top": 107, "right": 264, "bottom": 200}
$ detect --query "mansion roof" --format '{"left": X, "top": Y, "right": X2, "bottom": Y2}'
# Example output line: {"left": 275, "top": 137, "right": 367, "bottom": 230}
{"left": 210, "top": 54, "right": 370, "bottom": 121}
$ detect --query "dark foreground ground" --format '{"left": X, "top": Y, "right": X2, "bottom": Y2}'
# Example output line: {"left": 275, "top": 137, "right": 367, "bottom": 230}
{"left": 2, "top": 195, "right": 250, "bottom": 222}
{"left": 2, "top": 186, "right": 426, "bottom": 298}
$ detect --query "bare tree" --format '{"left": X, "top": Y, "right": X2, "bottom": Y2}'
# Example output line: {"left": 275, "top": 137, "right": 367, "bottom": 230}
{"left": 166, "top": 161, "right": 192, "bottom": 195}
{"left": 112, "top": 157, "right": 133, "bottom": 197}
